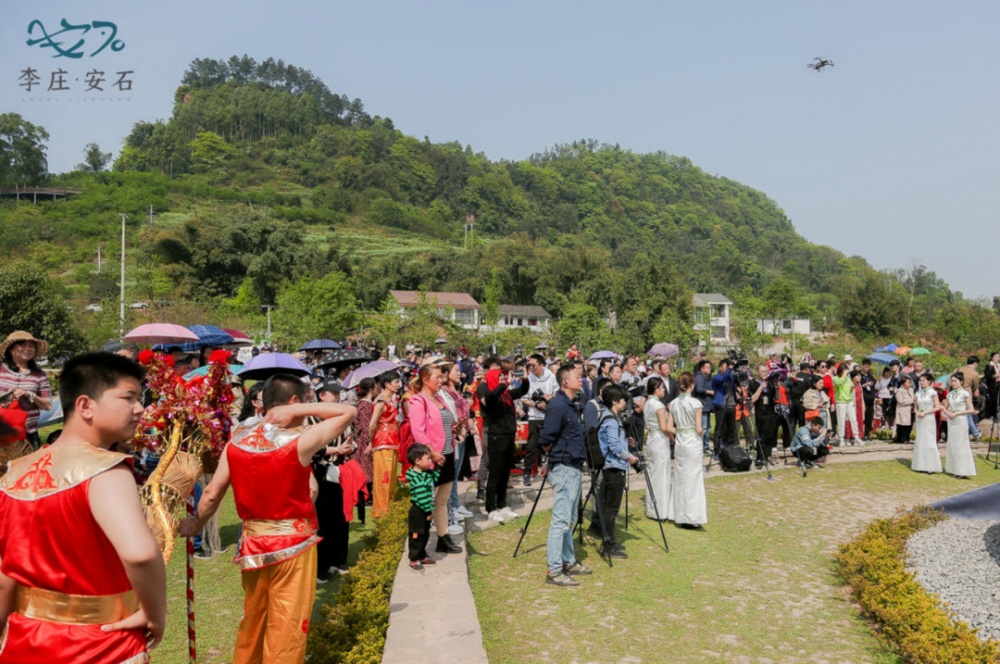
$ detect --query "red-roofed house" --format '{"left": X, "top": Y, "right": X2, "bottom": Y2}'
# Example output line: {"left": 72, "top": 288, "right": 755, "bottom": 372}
{"left": 390, "top": 290, "right": 481, "bottom": 330}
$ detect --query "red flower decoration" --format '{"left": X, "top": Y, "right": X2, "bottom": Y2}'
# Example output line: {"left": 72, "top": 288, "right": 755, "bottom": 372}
{"left": 208, "top": 349, "right": 231, "bottom": 365}
{"left": 163, "top": 355, "right": 175, "bottom": 367}
{"left": 138, "top": 349, "right": 154, "bottom": 365}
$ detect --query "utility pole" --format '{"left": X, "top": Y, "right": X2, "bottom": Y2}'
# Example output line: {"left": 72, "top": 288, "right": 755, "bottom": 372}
{"left": 262, "top": 305, "right": 276, "bottom": 341}
{"left": 464, "top": 214, "right": 475, "bottom": 250}
{"left": 119, "top": 213, "right": 127, "bottom": 341}
{"left": 95, "top": 245, "right": 104, "bottom": 274}
{"left": 148, "top": 205, "right": 154, "bottom": 228}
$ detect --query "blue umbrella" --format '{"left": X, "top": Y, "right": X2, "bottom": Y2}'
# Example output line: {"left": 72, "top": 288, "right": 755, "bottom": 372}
{"left": 874, "top": 343, "right": 899, "bottom": 353}
{"left": 177, "top": 325, "right": 234, "bottom": 352}
{"left": 300, "top": 339, "right": 341, "bottom": 351}
{"left": 866, "top": 353, "right": 899, "bottom": 365}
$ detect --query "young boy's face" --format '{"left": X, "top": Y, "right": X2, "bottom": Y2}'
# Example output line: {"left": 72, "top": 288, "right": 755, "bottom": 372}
{"left": 84, "top": 377, "right": 145, "bottom": 442}
{"left": 414, "top": 453, "right": 433, "bottom": 471}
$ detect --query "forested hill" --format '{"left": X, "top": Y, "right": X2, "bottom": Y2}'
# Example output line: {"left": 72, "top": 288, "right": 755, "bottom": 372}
{"left": 3, "top": 55, "right": 976, "bottom": 354}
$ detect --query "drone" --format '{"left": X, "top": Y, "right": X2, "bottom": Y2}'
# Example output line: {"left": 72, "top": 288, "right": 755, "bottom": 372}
{"left": 807, "top": 57, "right": 834, "bottom": 72}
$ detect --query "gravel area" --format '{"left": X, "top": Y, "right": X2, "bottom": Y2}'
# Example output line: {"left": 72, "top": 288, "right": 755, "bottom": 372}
{"left": 907, "top": 518, "right": 1000, "bottom": 641}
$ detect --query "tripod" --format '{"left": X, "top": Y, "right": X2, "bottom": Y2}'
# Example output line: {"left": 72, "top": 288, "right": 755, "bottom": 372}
{"left": 705, "top": 366, "right": 773, "bottom": 481}
{"left": 513, "top": 465, "right": 616, "bottom": 567}
{"left": 983, "top": 381, "right": 1000, "bottom": 470}
{"left": 575, "top": 414, "right": 669, "bottom": 555}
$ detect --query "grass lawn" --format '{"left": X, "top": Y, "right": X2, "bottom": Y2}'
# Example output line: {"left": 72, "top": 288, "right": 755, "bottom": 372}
{"left": 154, "top": 492, "right": 373, "bottom": 664}
{"left": 468, "top": 456, "right": 1000, "bottom": 664}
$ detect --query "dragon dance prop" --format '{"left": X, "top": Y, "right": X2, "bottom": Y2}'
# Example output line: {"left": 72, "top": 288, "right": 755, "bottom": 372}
{"left": 134, "top": 349, "right": 234, "bottom": 663}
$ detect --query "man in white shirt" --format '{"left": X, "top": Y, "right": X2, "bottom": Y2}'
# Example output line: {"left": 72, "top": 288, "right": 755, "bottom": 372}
{"left": 521, "top": 354, "right": 559, "bottom": 486}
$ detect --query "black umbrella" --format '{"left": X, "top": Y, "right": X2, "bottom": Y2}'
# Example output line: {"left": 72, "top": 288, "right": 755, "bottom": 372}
{"left": 316, "top": 348, "right": 372, "bottom": 371}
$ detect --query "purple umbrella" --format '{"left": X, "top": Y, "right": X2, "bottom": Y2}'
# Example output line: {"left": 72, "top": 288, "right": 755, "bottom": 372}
{"left": 648, "top": 343, "right": 679, "bottom": 359}
{"left": 589, "top": 350, "right": 617, "bottom": 360}
{"left": 345, "top": 360, "right": 399, "bottom": 388}
{"left": 237, "top": 353, "right": 310, "bottom": 381}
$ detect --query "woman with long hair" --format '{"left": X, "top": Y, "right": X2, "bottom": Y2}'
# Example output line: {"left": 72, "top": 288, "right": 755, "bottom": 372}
{"left": 643, "top": 376, "right": 670, "bottom": 521}
{"left": 409, "top": 364, "right": 462, "bottom": 554}
{"left": 665, "top": 372, "right": 706, "bottom": 529}
{"left": 441, "top": 362, "right": 475, "bottom": 522}
{"left": 912, "top": 373, "right": 943, "bottom": 474}
{"left": 369, "top": 370, "right": 402, "bottom": 518}
{"left": 943, "top": 373, "right": 977, "bottom": 479}
{"left": 0, "top": 331, "right": 53, "bottom": 450}
{"left": 351, "top": 377, "right": 377, "bottom": 521}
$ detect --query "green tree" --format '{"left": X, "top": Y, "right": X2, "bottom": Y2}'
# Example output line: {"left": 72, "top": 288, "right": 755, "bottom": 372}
{"left": 362, "top": 294, "right": 403, "bottom": 348}
{"left": 480, "top": 269, "right": 502, "bottom": 330}
{"left": 554, "top": 301, "right": 614, "bottom": 355}
{"left": 76, "top": 143, "right": 112, "bottom": 173}
{"left": 730, "top": 287, "right": 769, "bottom": 356}
{"left": 0, "top": 113, "right": 49, "bottom": 185}
{"left": 189, "top": 131, "right": 235, "bottom": 170}
{"left": 650, "top": 308, "right": 698, "bottom": 356}
{"left": 272, "top": 272, "right": 357, "bottom": 349}
{"left": 838, "top": 270, "right": 905, "bottom": 338}
{"left": 0, "top": 261, "right": 84, "bottom": 356}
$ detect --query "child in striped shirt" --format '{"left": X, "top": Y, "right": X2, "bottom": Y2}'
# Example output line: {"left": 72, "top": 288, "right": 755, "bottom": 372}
{"left": 406, "top": 444, "right": 439, "bottom": 571}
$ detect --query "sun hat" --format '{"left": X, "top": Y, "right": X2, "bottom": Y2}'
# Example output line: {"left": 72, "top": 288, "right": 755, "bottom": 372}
{"left": 843, "top": 354, "right": 853, "bottom": 362}
{"left": 0, "top": 331, "right": 50, "bottom": 360}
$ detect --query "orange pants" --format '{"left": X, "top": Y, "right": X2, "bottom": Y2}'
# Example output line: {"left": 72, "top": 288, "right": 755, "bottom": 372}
{"left": 372, "top": 449, "right": 398, "bottom": 518}
{"left": 233, "top": 546, "right": 317, "bottom": 664}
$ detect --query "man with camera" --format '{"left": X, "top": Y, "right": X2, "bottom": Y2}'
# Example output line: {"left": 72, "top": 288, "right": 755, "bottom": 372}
{"left": 521, "top": 354, "right": 559, "bottom": 486}
{"left": 539, "top": 364, "right": 591, "bottom": 587}
{"left": 791, "top": 417, "right": 831, "bottom": 469}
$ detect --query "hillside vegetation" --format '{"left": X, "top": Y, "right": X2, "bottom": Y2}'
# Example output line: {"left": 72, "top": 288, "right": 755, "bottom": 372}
{"left": 0, "top": 55, "right": 995, "bottom": 355}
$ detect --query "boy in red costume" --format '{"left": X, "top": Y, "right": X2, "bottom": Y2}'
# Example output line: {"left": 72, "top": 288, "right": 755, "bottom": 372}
{"left": 181, "top": 374, "right": 355, "bottom": 664}
{"left": 0, "top": 352, "right": 167, "bottom": 663}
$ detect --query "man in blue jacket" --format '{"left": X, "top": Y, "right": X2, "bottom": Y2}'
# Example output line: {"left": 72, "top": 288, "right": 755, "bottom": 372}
{"left": 539, "top": 364, "right": 591, "bottom": 587}
{"left": 693, "top": 360, "right": 715, "bottom": 454}
{"left": 711, "top": 359, "right": 733, "bottom": 456}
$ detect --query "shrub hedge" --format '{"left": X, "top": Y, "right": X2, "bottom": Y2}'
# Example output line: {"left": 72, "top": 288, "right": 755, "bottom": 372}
{"left": 307, "top": 490, "right": 409, "bottom": 664}
{"left": 836, "top": 507, "right": 1000, "bottom": 663}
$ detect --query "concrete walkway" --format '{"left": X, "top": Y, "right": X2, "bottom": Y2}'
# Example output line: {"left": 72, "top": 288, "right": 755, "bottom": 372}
{"left": 380, "top": 441, "right": 991, "bottom": 664}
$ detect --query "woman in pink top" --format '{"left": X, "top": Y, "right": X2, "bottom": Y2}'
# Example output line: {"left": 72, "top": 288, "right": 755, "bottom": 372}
{"left": 408, "top": 365, "right": 462, "bottom": 554}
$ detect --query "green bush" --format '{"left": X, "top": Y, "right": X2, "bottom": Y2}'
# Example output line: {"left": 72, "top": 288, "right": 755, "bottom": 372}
{"left": 836, "top": 508, "right": 1000, "bottom": 663}
{"left": 307, "top": 489, "right": 408, "bottom": 664}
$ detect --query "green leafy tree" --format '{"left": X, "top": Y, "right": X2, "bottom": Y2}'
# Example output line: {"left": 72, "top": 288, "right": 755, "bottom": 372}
{"left": 731, "top": 286, "right": 769, "bottom": 356}
{"left": 554, "top": 301, "right": 614, "bottom": 356}
{"left": 272, "top": 272, "right": 357, "bottom": 349}
{"left": 0, "top": 261, "right": 84, "bottom": 356}
{"left": 363, "top": 295, "right": 403, "bottom": 348}
{"left": 0, "top": 113, "right": 49, "bottom": 185}
{"left": 76, "top": 143, "right": 112, "bottom": 173}
{"left": 838, "top": 270, "right": 905, "bottom": 338}
{"left": 480, "top": 269, "right": 502, "bottom": 330}
{"left": 650, "top": 308, "right": 698, "bottom": 356}
{"left": 189, "top": 131, "right": 235, "bottom": 170}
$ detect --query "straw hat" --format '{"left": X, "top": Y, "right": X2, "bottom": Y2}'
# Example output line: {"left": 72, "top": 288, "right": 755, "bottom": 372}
{"left": 0, "top": 331, "right": 50, "bottom": 360}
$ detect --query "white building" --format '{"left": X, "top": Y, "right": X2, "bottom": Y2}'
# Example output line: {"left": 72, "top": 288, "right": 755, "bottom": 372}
{"left": 757, "top": 317, "right": 811, "bottom": 336}
{"left": 495, "top": 305, "right": 552, "bottom": 331}
{"left": 390, "top": 290, "right": 481, "bottom": 329}
{"left": 693, "top": 293, "right": 732, "bottom": 348}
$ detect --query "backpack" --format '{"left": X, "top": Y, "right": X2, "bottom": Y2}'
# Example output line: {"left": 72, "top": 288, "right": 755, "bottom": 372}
{"left": 585, "top": 407, "right": 615, "bottom": 472}
{"left": 719, "top": 444, "right": 752, "bottom": 472}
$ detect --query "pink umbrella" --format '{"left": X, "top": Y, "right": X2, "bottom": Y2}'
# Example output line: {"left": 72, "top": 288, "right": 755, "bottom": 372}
{"left": 124, "top": 323, "right": 200, "bottom": 345}
{"left": 223, "top": 329, "right": 253, "bottom": 347}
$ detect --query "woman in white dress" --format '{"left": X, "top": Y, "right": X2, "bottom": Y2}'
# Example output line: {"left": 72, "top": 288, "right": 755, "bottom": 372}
{"left": 943, "top": 374, "right": 977, "bottom": 478}
{"left": 643, "top": 377, "right": 671, "bottom": 521}
{"left": 912, "top": 373, "right": 942, "bottom": 474}
{"left": 665, "top": 372, "right": 707, "bottom": 529}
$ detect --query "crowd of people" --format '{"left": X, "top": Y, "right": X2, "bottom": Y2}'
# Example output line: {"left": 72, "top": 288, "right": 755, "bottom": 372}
{"left": 0, "top": 326, "right": 996, "bottom": 661}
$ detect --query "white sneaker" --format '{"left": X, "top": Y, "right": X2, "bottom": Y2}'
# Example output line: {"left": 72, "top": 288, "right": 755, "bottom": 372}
{"left": 457, "top": 505, "right": 474, "bottom": 518}
{"left": 488, "top": 510, "right": 506, "bottom": 523}
{"left": 500, "top": 507, "right": 519, "bottom": 520}
{"left": 452, "top": 512, "right": 466, "bottom": 522}
{"left": 448, "top": 523, "right": 464, "bottom": 536}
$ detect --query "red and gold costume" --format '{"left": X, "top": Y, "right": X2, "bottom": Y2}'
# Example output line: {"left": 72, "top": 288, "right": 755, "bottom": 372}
{"left": 227, "top": 421, "right": 319, "bottom": 664}
{"left": 0, "top": 445, "right": 148, "bottom": 664}
{"left": 371, "top": 398, "right": 399, "bottom": 518}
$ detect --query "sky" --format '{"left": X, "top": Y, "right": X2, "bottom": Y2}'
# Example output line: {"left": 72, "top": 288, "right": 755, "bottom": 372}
{"left": 3, "top": 0, "right": 996, "bottom": 299}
